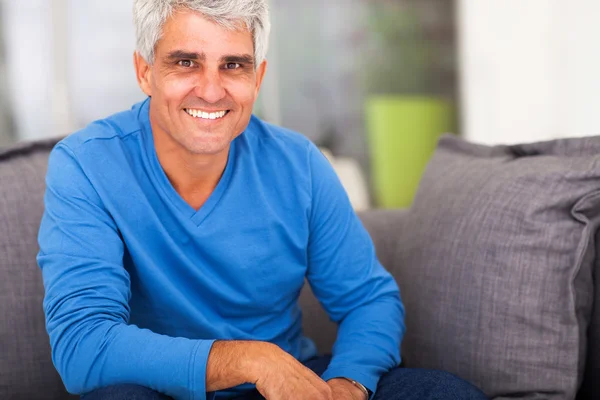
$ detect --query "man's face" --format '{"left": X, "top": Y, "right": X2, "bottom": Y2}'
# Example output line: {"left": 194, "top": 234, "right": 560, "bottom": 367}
{"left": 135, "top": 10, "right": 267, "bottom": 155}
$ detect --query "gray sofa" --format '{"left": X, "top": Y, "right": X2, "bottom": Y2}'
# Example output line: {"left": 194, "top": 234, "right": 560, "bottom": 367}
{"left": 1, "top": 137, "right": 599, "bottom": 400}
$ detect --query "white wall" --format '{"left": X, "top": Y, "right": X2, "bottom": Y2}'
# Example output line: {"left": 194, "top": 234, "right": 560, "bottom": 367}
{"left": 458, "top": 0, "right": 600, "bottom": 145}
{"left": 2, "top": 1, "right": 57, "bottom": 141}
{"left": 1, "top": 0, "right": 143, "bottom": 141}
{"left": 67, "top": 0, "right": 143, "bottom": 129}
{"left": 1, "top": 0, "right": 278, "bottom": 142}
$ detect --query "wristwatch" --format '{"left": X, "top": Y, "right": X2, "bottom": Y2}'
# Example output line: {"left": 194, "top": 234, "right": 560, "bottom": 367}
{"left": 342, "top": 377, "right": 369, "bottom": 399}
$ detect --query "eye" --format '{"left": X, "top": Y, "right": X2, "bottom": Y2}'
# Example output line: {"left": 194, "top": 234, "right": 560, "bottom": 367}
{"left": 177, "top": 60, "right": 195, "bottom": 68}
{"left": 224, "top": 62, "right": 241, "bottom": 70}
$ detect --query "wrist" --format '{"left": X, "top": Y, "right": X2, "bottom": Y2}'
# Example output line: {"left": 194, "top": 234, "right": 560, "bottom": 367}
{"left": 347, "top": 378, "right": 369, "bottom": 399}
{"left": 206, "top": 340, "right": 253, "bottom": 392}
{"left": 328, "top": 377, "right": 369, "bottom": 400}
{"left": 238, "top": 340, "right": 278, "bottom": 383}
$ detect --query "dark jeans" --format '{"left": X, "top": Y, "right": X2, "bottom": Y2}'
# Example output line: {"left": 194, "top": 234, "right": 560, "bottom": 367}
{"left": 81, "top": 355, "right": 488, "bottom": 400}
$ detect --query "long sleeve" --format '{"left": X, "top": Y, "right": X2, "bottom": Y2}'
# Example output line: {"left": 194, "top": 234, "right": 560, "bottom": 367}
{"left": 305, "top": 144, "right": 405, "bottom": 394}
{"left": 37, "top": 144, "right": 214, "bottom": 400}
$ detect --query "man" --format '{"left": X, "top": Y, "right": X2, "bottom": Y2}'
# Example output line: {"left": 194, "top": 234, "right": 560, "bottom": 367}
{"left": 38, "top": 1, "right": 488, "bottom": 399}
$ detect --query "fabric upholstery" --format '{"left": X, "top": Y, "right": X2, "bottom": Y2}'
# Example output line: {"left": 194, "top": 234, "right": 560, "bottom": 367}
{"left": 392, "top": 135, "right": 600, "bottom": 399}
{"left": 3, "top": 134, "right": 600, "bottom": 400}
{"left": 0, "top": 138, "right": 76, "bottom": 399}
{"left": 0, "top": 137, "right": 405, "bottom": 399}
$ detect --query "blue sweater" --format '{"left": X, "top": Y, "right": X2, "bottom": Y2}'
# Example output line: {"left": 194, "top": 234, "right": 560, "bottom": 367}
{"left": 37, "top": 98, "right": 404, "bottom": 400}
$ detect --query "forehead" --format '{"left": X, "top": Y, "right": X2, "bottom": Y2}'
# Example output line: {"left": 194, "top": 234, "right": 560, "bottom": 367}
{"left": 157, "top": 10, "right": 254, "bottom": 56}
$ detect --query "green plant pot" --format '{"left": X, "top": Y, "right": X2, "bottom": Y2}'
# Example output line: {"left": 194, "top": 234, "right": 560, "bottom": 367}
{"left": 366, "top": 96, "right": 453, "bottom": 208}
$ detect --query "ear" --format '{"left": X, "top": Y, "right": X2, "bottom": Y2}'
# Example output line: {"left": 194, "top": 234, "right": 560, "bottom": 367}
{"left": 134, "top": 51, "right": 153, "bottom": 97}
{"left": 254, "top": 59, "right": 267, "bottom": 97}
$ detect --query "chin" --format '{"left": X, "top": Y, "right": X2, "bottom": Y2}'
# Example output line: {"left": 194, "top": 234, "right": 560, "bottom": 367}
{"left": 182, "top": 138, "right": 230, "bottom": 156}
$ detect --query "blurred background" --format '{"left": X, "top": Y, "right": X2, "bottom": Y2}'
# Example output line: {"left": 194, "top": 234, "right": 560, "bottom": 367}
{"left": 0, "top": 0, "right": 599, "bottom": 209}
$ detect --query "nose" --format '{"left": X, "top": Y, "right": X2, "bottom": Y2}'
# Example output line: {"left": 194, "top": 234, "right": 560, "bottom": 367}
{"left": 193, "top": 68, "right": 226, "bottom": 104}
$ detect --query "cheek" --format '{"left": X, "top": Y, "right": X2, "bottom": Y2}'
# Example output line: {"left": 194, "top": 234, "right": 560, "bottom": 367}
{"left": 225, "top": 78, "right": 258, "bottom": 106}
{"left": 158, "top": 75, "right": 197, "bottom": 104}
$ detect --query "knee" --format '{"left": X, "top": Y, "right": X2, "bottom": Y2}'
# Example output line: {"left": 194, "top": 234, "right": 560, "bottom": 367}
{"left": 81, "top": 384, "right": 172, "bottom": 400}
{"left": 425, "top": 370, "right": 486, "bottom": 395}
{"left": 376, "top": 368, "right": 488, "bottom": 400}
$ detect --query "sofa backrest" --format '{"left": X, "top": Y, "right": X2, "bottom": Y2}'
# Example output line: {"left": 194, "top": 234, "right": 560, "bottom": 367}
{"left": 1, "top": 138, "right": 599, "bottom": 399}
{"left": 0, "top": 139, "right": 77, "bottom": 399}
{"left": 0, "top": 138, "right": 391, "bottom": 399}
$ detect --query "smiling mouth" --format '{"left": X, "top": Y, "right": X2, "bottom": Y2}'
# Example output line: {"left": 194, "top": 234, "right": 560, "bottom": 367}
{"left": 184, "top": 108, "right": 230, "bottom": 120}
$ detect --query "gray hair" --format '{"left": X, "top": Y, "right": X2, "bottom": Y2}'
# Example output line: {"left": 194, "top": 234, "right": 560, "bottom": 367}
{"left": 133, "top": 0, "right": 271, "bottom": 66}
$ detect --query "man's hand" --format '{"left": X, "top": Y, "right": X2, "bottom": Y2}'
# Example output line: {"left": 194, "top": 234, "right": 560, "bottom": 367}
{"left": 327, "top": 378, "right": 368, "bottom": 400}
{"left": 248, "top": 342, "right": 332, "bottom": 400}
{"left": 206, "top": 340, "right": 332, "bottom": 400}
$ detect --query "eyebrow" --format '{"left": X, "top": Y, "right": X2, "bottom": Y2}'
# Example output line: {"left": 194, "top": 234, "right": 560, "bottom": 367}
{"left": 221, "top": 54, "right": 255, "bottom": 65}
{"left": 165, "top": 50, "right": 254, "bottom": 65}
{"left": 165, "top": 51, "right": 205, "bottom": 61}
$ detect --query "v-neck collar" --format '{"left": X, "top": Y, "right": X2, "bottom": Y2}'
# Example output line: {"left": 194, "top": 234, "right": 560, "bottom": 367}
{"left": 138, "top": 98, "right": 237, "bottom": 227}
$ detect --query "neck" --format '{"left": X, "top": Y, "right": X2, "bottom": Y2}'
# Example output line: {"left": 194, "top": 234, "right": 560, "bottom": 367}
{"left": 152, "top": 127, "right": 229, "bottom": 210}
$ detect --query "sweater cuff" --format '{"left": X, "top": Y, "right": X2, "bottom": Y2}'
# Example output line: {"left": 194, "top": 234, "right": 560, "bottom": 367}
{"left": 321, "top": 366, "right": 378, "bottom": 399}
{"left": 189, "top": 339, "right": 216, "bottom": 400}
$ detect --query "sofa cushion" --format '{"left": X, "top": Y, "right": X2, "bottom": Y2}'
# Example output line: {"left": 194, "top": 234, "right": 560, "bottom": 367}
{"left": 0, "top": 138, "right": 75, "bottom": 399}
{"left": 393, "top": 135, "right": 600, "bottom": 399}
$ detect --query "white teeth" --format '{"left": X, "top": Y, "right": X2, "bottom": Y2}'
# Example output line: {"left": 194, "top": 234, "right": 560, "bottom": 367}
{"left": 185, "top": 109, "right": 228, "bottom": 120}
